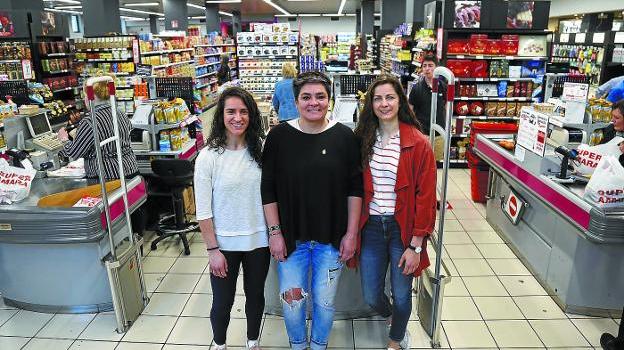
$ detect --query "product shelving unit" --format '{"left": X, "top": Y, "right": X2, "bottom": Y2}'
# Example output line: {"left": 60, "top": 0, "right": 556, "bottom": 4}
{"left": 0, "top": 38, "right": 35, "bottom": 82}
{"left": 193, "top": 41, "right": 236, "bottom": 110}
{"left": 550, "top": 32, "right": 612, "bottom": 87}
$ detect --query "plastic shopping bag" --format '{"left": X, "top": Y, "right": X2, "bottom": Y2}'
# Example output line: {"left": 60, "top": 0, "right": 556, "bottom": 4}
{"left": 0, "top": 158, "right": 37, "bottom": 204}
{"left": 574, "top": 136, "right": 623, "bottom": 176}
{"left": 583, "top": 155, "right": 624, "bottom": 208}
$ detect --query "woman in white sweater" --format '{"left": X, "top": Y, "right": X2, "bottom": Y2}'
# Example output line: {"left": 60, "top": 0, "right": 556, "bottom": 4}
{"left": 194, "top": 87, "right": 268, "bottom": 350}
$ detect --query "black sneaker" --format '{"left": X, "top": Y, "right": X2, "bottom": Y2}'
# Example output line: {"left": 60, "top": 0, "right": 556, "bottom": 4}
{"left": 600, "top": 333, "right": 623, "bottom": 350}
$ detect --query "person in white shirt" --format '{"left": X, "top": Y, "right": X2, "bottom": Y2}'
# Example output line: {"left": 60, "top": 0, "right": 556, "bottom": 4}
{"left": 194, "top": 87, "right": 268, "bottom": 350}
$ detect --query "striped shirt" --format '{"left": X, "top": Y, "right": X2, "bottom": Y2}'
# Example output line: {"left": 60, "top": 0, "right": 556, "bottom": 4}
{"left": 59, "top": 103, "right": 139, "bottom": 181}
{"left": 369, "top": 130, "right": 400, "bottom": 215}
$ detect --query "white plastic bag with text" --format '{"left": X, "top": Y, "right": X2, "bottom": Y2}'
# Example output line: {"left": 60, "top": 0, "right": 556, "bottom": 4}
{"left": 574, "top": 136, "right": 624, "bottom": 176}
{"left": 583, "top": 155, "right": 624, "bottom": 208}
{"left": 0, "top": 158, "right": 37, "bottom": 204}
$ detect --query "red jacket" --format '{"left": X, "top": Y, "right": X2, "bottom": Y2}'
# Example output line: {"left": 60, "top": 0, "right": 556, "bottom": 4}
{"left": 347, "top": 122, "right": 437, "bottom": 277}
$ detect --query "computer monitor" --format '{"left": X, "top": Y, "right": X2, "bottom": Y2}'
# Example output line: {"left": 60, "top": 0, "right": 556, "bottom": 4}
{"left": 26, "top": 113, "right": 53, "bottom": 138}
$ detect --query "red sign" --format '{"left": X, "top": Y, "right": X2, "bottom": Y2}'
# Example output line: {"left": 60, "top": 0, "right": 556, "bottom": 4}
{"left": 504, "top": 190, "right": 524, "bottom": 225}
{"left": 509, "top": 196, "right": 517, "bottom": 217}
{"left": 171, "top": 20, "right": 179, "bottom": 29}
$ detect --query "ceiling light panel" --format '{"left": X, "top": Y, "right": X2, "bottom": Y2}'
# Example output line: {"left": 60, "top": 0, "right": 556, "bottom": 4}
{"left": 337, "top": 0, "right": 346, "bottom": 15}
{"left": 219, "top": 11, "right": 234, "bottom": 17}
{"left": 43, "top": 0, "right": 80, "bottom": 4}
{"left": 44, "top": 7, "right": 82, "bottom": 14}
{"left": 263, "top": 0, "right": 291, "bottom": 16}
{"left": 187, "top": 3, "right": 204, "bottom": 9}
{"left": 120, "top": 7, "right": 164, "bottom": 16}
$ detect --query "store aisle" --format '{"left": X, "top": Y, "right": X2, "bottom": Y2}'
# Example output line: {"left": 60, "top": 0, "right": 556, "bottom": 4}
{"left": 0, "top": 169, "right": 620, "bottom": 350}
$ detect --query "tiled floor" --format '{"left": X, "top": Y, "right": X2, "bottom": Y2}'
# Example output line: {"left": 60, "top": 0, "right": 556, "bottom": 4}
{"left": 0, "top": 169, "right": 620, "bottom": 349}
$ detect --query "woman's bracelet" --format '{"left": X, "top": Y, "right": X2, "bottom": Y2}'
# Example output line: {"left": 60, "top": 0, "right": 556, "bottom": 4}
{"left": 206, "top": 246, "right": 220, "bottom": 251}
{"left": 269, "top": 230, "right": 282, "bottom": 237}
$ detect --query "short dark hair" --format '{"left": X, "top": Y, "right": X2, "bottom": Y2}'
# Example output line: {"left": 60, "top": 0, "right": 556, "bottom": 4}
{"left": 422, "top": 54, "right": 438, "bottom": 66}
{"left": 613, "top": 98, "right": 624, "bottom": 116}
{"left": 293, "top": 71, "right": 332, "bottom": 100}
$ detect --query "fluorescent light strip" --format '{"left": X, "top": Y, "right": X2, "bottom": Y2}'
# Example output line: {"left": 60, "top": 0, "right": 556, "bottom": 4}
{"left": 43, "top": 0, "right": 80, "bottom": 4}
{"left": 205, "top": 0, "right": 241, "bottom": 3}
{"left": 44, "top": 7, "right": 82, "bottom": 15}
{"left": 299, "top": 14, "right": 321, "bottom": 17}
{"left": 55, "top": 5, "right": 82, "bottom": 9}
{"left": 263, "top": 0, "right": 291, "bottom": 16}
{"left": 219, "top": 11, "right": 234, "bottom": 17}
{"left": 120, "top": 7, "right": 164, "bottom": 16}
{"left": 337, "top": 0, "right": 346, "bottom": 15}
{"left": 121, "top": 15, "right": 146, "bottom": 21}
{"left": 124, "top": 2, "right": 160, "bottom": 6}
{"left": 321, "top": 14, "right": 343, "bottom": 17}
{"left": 187, "top": 3, "right": 204, "bottom": 9}
{"left": 190, "top": 15, "right": 206, "bottom": 19}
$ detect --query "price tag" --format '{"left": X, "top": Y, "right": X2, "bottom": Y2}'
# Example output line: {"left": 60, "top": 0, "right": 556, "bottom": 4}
{"left": 21, "top": 60, "right": 33, "bottom": 80}
{"left": 132, "top": 39, "right": 140, "bottom": 64}
{"left": 476, "top": 55, "right": 484, "bottom": 59}
{"left": 562, "top": 82, "right": 589, "bottom": 102}
{"left": 575, "top": 33, "right": 586, "bottom": 43}
{"left": 615, "top": 32, "right": 624, "bottom": 44}
{"left": 593, "top": 32, "right": 605, "bottom": 44}
{"left": 560, "top": 33, "right": 570, "bottom": 43}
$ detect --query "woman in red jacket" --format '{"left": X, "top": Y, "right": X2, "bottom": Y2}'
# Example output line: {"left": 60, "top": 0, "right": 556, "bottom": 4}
{"left": 353, "top": 75, "right": 437, "bottom": 350}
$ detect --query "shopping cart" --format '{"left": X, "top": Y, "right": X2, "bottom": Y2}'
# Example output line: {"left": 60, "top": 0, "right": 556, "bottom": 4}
{"left": 85, "top": 76, "right": 149, "bottom": 333}
{"left": 417, "top": 67, "right": 455, "bottom": 348}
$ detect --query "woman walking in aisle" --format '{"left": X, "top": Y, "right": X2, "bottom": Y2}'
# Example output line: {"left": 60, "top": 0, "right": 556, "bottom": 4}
{"left": 194, "top": 87, "right": 269, "bottom": 350}
{"left": 261, "top": 71, "right": 363, "bottom": 350}
{"left": 353, "top": 75, "right": 438, "bottom": 350}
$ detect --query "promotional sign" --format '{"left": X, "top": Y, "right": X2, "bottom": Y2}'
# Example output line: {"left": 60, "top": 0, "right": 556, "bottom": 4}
{"left": 21, "top": 60, "right": 33, "bottom": 80}
{"left": 517, "top": 107, "right": 548, "bottom": 157}
{"left": 503, "top": 189, "right": 526, "bottom": 225}
{"left": 0, "top": 11, "right": 15, "bottom": 37}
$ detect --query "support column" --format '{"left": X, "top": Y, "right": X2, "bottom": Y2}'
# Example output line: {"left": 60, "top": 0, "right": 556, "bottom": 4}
{"left": 381, "top": 0, "right": 407, "bottom": 31}
{"left": 10, "top": 0, "right": 43, "bottom": 37}
{"left": 406, "top": 0, "right": 426, "bottom": 24}
{"left": 361, "top": 0, "right": 374, "bottom": 37}
{"left": 149, "top": 15, "right": 159, "bottom": 34}
{"left": 356, "top": 9, "right": 361, "bottom": 33}
{"left": 163, "top": 0, "right": 188, "bottom": 31}
{"left": 205, "top": 4, "right": 220, "bottom": 33}
{"left": 232, "top": 10, "right": 241, "bottom": 36}
{"left": 83, "top": 0, "right": 122, "bottom": 36}
{"left": 0, "top": 0, "right": 11, "bottom": 10}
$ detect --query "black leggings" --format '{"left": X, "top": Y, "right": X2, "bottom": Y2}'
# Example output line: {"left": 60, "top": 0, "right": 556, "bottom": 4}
{"left": 210, "top": 247, "right": 270, "bottom": 345}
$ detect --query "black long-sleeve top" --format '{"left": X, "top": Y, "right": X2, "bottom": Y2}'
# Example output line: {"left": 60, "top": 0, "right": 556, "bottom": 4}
{"left": 261, "top": 122, "right": 363, "bottom": 254}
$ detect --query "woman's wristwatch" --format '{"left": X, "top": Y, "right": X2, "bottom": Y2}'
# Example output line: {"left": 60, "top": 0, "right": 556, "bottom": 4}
{"left": 408, "top": 244, "right": 423, "bottom": 253}
{"left": 268, "top": 224, "right": 281, "bottom": 236}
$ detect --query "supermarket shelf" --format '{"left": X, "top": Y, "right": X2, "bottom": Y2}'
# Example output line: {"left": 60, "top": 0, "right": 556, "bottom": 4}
{"left": 456, "top": 77, "right": 537, "bottom": 82}
{"left": 141, "top": 48, "right": 193, "bottom": 55}
{"left": 454, "top": 115, "right": 520, "bottom": 120}
{"left": 446, "top": 54, "right": 548, "bottom": 60}
{"left": 606, "top": 62, "right": 624, "bottom": 66}
{"left": 240, "top": 73, "right": 282, "bottom": 77}
{"left": 116, "top": 85, "right": 134, "bottom": 89}
{"left": 238, "top": 55, "right": 296, "bottom": 59}
{"left": 0, "top": 59, "right": 22, "bottom": 63}
{"left": 391, "top": 57, "right": 411, "bottom": 63}
{"left": 195, "top": 62, "right": 220, "bottom": 68}
{"left": 237, "top": 42, "right": 297, "bottom": 46}
{"left": 116, "top": 97, "right": 134, "bottom": 101}
{"left": 195, "top": 80, "right": 218, "bottom": 89}
{"left": 412, "top": 47, "right": 435, "bottom": 52}
{"left": 196, "top": 71, "right": 217, "bottom": 79}
{"left": 448, "top": 159, "right": 468, "bottom": 163}
{"left": 452, "top": 134, "right": 469, "bottom": 138}
{"left": 194, "top": 43, "right": 236, "bottom": 47}
{"left": 44, "top": 69, "right": 72, "bottom": 74}
{"left": 41, "top": 52, "right": 73, "bottom": 57}
{"left": 412, "top": 61, "right": 422, "bottom": 67}
{"left": 80, "top": 71, "right": 132, "bottom": 76}
{"left": 454, "top": 96, "right": 536, "bottom": 101}
{"left": 195, "top": 52, "right": 223, "bottom": 58}
{"left": 152, "top": 60, "right": 194, "bottom": 69}
{"left": 52, "top": 86, "right": 79, "bottom": 93}
{"left": 81, "top": 58, "right": 133, "bottom": 62}
{"left": 75, "top": 48, "right": 131, "bottom": 52}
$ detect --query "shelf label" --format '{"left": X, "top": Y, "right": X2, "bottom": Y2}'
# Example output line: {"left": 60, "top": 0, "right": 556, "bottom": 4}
{"left": 437, "top": 28, "right": 443, "bottom": 60}
{"left": 560, "top": 33, "right": 570, "bottom": 43}
{"left": 615, "top": 32, "right": 624, "bottom": 44}
{"left": 592, "top": 32, "right": 605, "bottom": 44}
{"left": 132, "top": 39, "right": 140, "bottom": 64}
{"left": 575, "top": 33, "right": 586, "bottom": 43}
{"left": 475, "top": 55, "right": 484, "bottom": 59}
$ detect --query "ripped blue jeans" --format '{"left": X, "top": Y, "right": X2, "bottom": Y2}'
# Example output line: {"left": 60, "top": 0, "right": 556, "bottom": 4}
{"left": 277, "top": 240, "right": 343, "bottom": 350}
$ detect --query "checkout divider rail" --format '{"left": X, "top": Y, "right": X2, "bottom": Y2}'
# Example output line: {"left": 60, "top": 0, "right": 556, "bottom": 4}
{"left": 417, "top": 67, "right": 455, "bottom": 348}
{"left": 85, "top": 76, "right": 149, "bottom": 333}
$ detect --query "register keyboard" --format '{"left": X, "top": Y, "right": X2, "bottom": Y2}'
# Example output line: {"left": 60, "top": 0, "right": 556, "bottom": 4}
{"left": 33, "top": 134, "right": 64, "bottom": 151}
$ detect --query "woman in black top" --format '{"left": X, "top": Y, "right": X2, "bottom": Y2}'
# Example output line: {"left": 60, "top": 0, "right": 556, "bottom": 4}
{"left": 216, "top": 54, "right": 231, "bottom": 86}
{"left": 261, "top": 72, "right": 363, "bottom": 350}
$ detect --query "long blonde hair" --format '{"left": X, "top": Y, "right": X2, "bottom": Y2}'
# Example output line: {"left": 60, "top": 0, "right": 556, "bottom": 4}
{"left": 282, "top": 62, "right": 297, "bottom": 78}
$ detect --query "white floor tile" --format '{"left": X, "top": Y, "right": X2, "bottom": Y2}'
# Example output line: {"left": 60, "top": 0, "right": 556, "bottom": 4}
{"left": 529, "top": 319, "right": 590, "bottom": 347}
{"left": 122, "top": 315, "right": 177, "bottom": 343}
{"left": 23, "top": 338, "right": 73, "bottom": 350}
{"left": 182, "top": 243, "right": 209, "bottom": 258}
{"left": 462, "top": 277, "right": 509, "bottom": 297}
{"left": 37, "top": 313, "right": 95, "bottom": 339}
{"left": 450, "top": 208, "right": 482, "bottom": 220}
{"left": 142, "top": 257, "right": 177, "bottom": 274}
{"left": 229, "top": 296, "right": 247, "bottom": 319}
{"left": 78, "top": 313, "right": 124, "bottom": 342}
{"left": 473, "top": 297, "right": 525, "bottom": 320}
{"left": 0, "top": 310, "right": 18, "bottom": 327}
{"left": 156, "top": 274, "right": 201, "bottom": 294}
{"left": 499, "top": 276, "right": 548, "bottom": 296}
{"left": 194, "top": 275, "right": 213, "bottom": 294}
{"left": 163, "top": 345, "right": 210, "bottom": 350}
{"left": 486, "top": 320, "right": 543, "bottom": 348}
{"left": 353, "top": 320, "right": 386, "bottom": 348}
{"left": 224, "top": 318, "right": 249, "bottom": 346}
{"left": 69, "top": 340, "right": 118, "bottom": 350}
{"left": 169, "top": 258, "right": 208, "bottom": 274}
{"left": 181, "top": 294, "right": 212, "bottom": 317}
{"left": 447, "top": 199, "right": 477, "bottom": 209}
{"left": 514, "top": 296, "right": 567, "bottom": 320}
{"left": 144, "top": 274, "right": 166, "bottom": 293}
{"left": 476, "top": 244, "right": 517, "bottom": 259}
{"left": 0, "top": 336, "right": 30, "bottom": 350}
{"left": 259, "top": 318, "right": 290, "bottom": 347}
{"left": 0, "top": 310, "right": 54, "bottom": 337}
{"left": 453, "top": 259, "right": 495, "bottom": 276}
{"left": 459, "top": 219, "right": 494, "bottom": 232}
{"left": 167, "top": 316, "right": 212, "bottom": 346}
{"left": 467, "top": 230, "right": 505, "bottom": 244}
{"left": 444, "top": 244, "right": 483, "bottom": 259}
{"left": 407, "top": 320, "right": 450, "bottom": 348}
{"left": 441, "top": 297, "right": 482, "bottom": 321}
{"left": 143, "top": 293, "right": 191, "bottom": 316}
{"left": 116, "top": 341, "right": 164, "bottom": 349}
{"left": 436, "top": 220, "right": 465, "bottom": 232}
{"left": 442, "top": 320, "right": 497, "bottom": 348}
{"left": 441, "top": 231, "right": 473, "bottom": 245}
{"left": 443, "top": 277, "right": 471, "bottom": 297}
{"left": 147, "top": 240, "right": 184, "bottom": 258}
{"left": 571, "top": 318, "right": 619, "bottom": 347}
{"left": 327, "top": 320, "right": 354, "bottom": 348}
{"left": 487, "top": 259, "right": 531, "bottom": 276}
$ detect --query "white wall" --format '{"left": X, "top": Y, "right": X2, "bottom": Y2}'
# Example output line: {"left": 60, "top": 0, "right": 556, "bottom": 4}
{"left": 276, "top": 16, "right": 357, "bottom": 35}
{"left": 549, "top": 0, "right": 624, "bottom": 17}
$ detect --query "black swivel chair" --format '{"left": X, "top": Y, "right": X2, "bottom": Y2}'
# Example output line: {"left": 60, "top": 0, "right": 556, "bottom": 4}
{"left": 150, "top": 159, "right": 199, "bottom": 255}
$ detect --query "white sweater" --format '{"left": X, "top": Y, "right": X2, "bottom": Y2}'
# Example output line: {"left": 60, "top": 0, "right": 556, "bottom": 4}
{"left": 194, "top": 147, "right": 268, "bottom": 251}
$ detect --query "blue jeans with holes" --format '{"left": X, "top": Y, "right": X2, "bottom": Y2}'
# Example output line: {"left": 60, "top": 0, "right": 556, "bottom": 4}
{"left": 277, "top": 240, "right": 344, "bottom": 350}
{"left": 360, "top": 215, "right": 414, "bottom": 342}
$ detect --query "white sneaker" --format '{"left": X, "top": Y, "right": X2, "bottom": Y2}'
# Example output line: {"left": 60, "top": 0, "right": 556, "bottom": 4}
{"left": 399, "top": 330, "right": 410, "bottom": 349}
{"left": 214, "top": 344, "right": 227, "bottom": 350}
{"left": 246, "top": 339, "right": 260, "bottom": 350}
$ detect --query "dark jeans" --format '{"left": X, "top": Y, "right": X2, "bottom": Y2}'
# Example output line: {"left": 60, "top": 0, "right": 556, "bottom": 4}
{"left": 360, "top": 215, "right": 414, "bottom": 342}
{"left": 210, "top": 247, "right": 270, "bottom": 345}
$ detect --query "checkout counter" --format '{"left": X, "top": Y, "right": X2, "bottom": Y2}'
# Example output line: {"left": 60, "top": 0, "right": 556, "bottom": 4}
{"left": 473, "top": 107, "right": 624, "bottom": 316}
{"left": 0, "top": 110, "right": 148, "bottom": 313}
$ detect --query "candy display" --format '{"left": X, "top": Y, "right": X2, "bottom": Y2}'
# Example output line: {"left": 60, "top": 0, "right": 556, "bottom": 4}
{"left": 454, "top": 1, "right": 481, "bottom": 28}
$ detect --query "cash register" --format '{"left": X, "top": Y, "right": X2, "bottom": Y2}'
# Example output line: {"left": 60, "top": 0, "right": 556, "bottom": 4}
{"left": 25, "top": 113, "right": 64, "bottom": 151}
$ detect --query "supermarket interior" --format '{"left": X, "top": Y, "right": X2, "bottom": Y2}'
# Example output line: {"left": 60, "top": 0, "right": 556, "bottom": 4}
{"left": 0, "top": 0, "right": 623, "bottom": 349}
